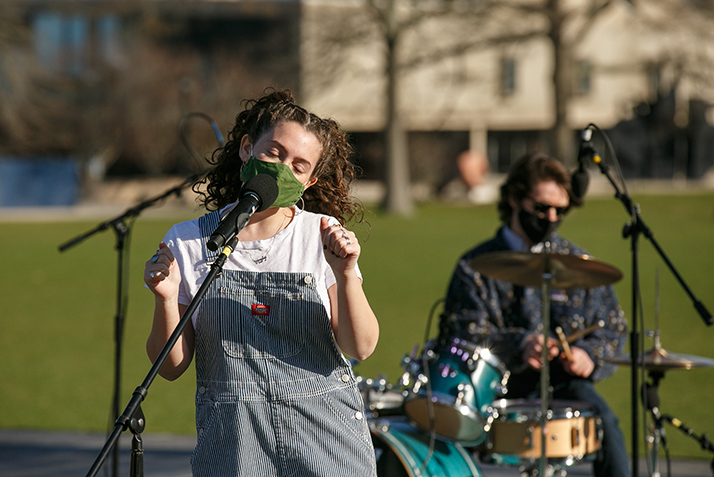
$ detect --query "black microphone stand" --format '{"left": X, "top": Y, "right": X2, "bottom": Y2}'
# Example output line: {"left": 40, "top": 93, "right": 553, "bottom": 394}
{"left": 590, "top": 134, "right": 713, "bottom": 477}
{"left": 58, "top": 172, "right": 202, "bottom": 477}
{"left": 85, "top": 234, "right": 239, "bottom": 477}
{"left": 59, "top": 111, "right": 223, "bottom": 477}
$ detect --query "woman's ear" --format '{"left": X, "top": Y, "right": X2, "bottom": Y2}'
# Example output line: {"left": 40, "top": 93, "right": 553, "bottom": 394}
{"left": 238, "top": 135, "right": 253, "bottom": 164}
{"left": 304, "top": 177, "right": 318, "bottom": 189}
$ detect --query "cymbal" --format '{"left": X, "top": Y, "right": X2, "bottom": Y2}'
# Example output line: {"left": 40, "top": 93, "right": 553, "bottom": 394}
{"left": 469, "top": 251, "right": 623, "bottom": 289}
{"left": 603, "top": 347, "right": 714, "bottom": 371}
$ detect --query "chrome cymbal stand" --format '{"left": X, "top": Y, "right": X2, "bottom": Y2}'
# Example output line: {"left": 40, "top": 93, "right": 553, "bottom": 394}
{"left": 643, "top": 369, "right": 666, "bottom": 477}
{"left": 538, "top": 247, "right": 555, "bottom": 477}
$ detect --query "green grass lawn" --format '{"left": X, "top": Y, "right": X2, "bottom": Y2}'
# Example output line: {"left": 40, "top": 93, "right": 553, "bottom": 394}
{"left": 1, "top": 192, "right": 713, "bottom": 460}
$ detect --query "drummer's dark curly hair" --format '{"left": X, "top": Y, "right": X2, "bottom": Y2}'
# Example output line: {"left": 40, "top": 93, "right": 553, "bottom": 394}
{"left": 193, "top": 89, "right": 363, "bottom": 225}
{"left": 497, "top": 152, "right": 582, "bottom": 224}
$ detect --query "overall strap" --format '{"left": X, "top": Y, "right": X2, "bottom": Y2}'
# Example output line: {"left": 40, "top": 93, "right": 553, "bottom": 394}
{"left": 198, "top": 210, "right": 222, "bottom": 264}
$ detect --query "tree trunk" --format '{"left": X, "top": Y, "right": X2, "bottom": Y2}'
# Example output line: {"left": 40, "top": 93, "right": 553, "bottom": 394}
{"left": 548, "top": 0, "right": 576, "bottom": 167}
{"left": 381, "top": 2, "right": 414, "bottom": 216}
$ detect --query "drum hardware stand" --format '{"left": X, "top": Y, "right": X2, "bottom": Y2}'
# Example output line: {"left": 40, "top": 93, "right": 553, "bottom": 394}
{"left": 538, "top": 244, "right": 555, "bottom": 477}
{"left": 521, "top": 463, "right": 568, "bottom": 477}
{"left": 416, "top": 346, "right": 438, "bottom": 474}
{"left": 660, "top": 415, "right": 714, "bottom": 477}
{"left": 642, "top": 369, "right": 667, "bottom": 477}
{"left": 85, "top": 235, "right": 240, "bottom": 477}
{"left": 585, "top": 123, "right": 713, "bottom": 477}
{"left": 640, "top": 325, "right": 714, "bottom": 477}
{"left": 645, "top": 372, "right": 714, "bottom": 477}
{"left": 643, "top": 276, "right": 667, "bottom": 477}
{"left": 399, "top": 345, "right": 420, "bottom": 388}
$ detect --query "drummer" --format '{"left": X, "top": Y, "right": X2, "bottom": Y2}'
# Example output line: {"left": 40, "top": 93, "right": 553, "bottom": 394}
{"left": 439, "top": 153, "right": 629, "bottom": 477}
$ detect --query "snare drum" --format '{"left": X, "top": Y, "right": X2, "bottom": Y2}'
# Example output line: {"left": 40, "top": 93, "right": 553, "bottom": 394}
{"left": 403, "top": 339, "right": 509, "bottom": 446}
{"left": 371, "top": 417, "right": 483, "bottom": 477}
{"left": 485, "top": 399, "right": 602, "bottom": 467}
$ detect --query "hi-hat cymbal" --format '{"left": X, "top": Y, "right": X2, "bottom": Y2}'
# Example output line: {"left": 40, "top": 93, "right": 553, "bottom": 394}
{"left": 469, "top": 251, "right": 623, "bottom": 289}
{"left": 603, "top": 347, "right": 714, "bottom": 371}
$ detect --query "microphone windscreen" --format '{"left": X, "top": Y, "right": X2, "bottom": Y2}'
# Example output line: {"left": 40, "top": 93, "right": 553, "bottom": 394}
{"left": 571, "top": 168, "right": 589, "bottom": 200}
{"left": 242, "top": 174, "right": 279, "bottom": 212}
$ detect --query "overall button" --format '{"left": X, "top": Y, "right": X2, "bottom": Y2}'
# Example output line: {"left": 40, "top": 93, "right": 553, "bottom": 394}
{"left": 341, "top": 374, "right": 351, "bottom": 383}
{"left": 198, "top": 386, "right": 206, "bottom": 395}
{"left": 354, "top": 411, "right": 364, "bottom": 421}
{"left": 304, "top": 275, "right": 313, "bottom": 285}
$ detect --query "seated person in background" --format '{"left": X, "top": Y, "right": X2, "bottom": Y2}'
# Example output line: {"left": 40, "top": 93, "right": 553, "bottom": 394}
{"left": 440, "top": 153, "right": 629, "bottom": 477}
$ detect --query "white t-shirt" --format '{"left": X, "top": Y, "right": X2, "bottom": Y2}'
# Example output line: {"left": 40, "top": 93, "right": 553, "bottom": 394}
{"left": 161, "top": 206, "right": 361, "bottom": 326}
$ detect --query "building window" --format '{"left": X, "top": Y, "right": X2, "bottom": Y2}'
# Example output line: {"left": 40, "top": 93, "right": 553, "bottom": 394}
{"left": 500, "top": 56, "right": 516, "bottom": 97}
{"left": 575, "top": 60, "right": 592, "bottom": 96}
{"left": 648, "top": 62, "right": 662, "bottom": 98}
{"left": 32, "top": 13, "right": 122, "bottom": 76}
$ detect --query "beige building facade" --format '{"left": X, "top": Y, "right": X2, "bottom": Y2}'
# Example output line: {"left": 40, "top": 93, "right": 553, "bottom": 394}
{"left": 300, "top": 0, "right": 714, "bottom": 180}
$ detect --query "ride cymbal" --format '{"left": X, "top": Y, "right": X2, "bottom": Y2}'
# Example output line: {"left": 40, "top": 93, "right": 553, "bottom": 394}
{"left": 603, "top": 347, "right": 714, "bottom": 371}
{"left": 469, "top": 251, "right": 623, "bottom": 289}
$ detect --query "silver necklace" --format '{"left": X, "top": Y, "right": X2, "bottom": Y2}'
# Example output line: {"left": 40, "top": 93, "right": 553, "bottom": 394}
{"left": 241, "top": 212, "right": 289, "bottom": 264}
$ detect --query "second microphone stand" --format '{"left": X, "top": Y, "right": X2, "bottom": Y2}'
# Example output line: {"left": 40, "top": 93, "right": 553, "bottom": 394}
{"left": 590, "top": 140, "right": 712, "bottom": 477}
{"left": 85, "top": 235, "right": 240, "bottom": 477}
{"left": 58, "top": 173, "right": 201, "bottom": 477}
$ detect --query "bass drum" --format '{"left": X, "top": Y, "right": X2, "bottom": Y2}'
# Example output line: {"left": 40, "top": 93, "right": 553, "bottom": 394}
{"left": 371, "top": 417, "right": 482, "bottom": 477}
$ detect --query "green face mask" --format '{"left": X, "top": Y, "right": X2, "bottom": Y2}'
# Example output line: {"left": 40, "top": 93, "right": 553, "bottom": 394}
{"left": 239, "top": 156, "right": 306, "bottom": 208}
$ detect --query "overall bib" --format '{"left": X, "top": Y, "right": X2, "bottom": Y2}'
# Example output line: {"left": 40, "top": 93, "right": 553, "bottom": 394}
{"left": 190, "top": 212, "right": 376, "bottom": 477}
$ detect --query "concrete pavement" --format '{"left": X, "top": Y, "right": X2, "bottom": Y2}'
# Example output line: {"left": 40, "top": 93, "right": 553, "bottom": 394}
{"left": 1, "top": 428, "right": 712, "bottom": 476}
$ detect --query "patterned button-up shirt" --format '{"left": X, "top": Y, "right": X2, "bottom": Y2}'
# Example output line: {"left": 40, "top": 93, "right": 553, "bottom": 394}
{"left": 440, "top": 227, "right": 627, "bottom": 382}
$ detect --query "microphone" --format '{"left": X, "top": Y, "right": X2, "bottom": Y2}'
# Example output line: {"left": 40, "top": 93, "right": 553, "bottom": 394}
{"left": 206, "top": 174, "right": 279, "bottom": 251}
{"left": 571, "top": 127, "right": 598, "bottom": 200}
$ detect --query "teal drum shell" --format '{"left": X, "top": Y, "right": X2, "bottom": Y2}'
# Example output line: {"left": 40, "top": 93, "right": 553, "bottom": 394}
{"left": 403, "top": 339, "right": 510, "bottom": 446}
{"left": 371, "top": 417, "right": 483, "bottom": 477}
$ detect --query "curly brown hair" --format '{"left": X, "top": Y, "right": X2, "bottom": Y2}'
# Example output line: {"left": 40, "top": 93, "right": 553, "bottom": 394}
{"left": 193, "top": 89, "right": 363, "bottom": 225}
{"left": 497, "top": 152, "right": 582, "bottom": 224}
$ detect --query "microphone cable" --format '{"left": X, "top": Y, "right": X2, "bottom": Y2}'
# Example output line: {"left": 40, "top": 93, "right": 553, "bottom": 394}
{"left": 418, "top": 296, "right": 445, "bottom": 474}
{"left": 178, "top": 111, "right": 225, "bottom": 172}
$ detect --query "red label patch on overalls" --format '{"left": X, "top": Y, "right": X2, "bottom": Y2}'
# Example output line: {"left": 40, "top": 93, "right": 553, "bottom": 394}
{"left": 251, "top": 304, "right": 270, "bottom": 316}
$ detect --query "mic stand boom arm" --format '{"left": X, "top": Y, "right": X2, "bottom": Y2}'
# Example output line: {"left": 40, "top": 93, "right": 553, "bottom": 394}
{"left": 58, "top": 172, "right": 203, "bottom": 253}
{"left": 85, "top": 236, "right": 239, "bottom": 477}
{"left": 594, "top": 159, "right": 712, "bottom": 327}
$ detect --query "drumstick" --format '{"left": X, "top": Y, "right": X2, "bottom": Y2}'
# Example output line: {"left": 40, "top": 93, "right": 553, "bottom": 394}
{"left": 555, "top": 320, "right": 605, "bottom": 361}
{"left": 564, "top": 320, "right": 605, "bottom": 344}
{"left": 555, "top": 326, "right": 573, "bottom": 361}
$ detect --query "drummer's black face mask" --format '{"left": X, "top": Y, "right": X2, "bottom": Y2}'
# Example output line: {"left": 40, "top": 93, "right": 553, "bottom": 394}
{"left": 517, "top": 208, "right": 562, "bottom": 244}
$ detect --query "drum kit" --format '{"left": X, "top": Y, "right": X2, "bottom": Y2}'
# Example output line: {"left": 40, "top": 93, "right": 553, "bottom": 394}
{"left": 358, "top": 250, "right": 714, "bottom": 477}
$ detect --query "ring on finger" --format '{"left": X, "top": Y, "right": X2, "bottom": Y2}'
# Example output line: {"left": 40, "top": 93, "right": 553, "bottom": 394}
{"left": 150, "top": 253, "right": 160, "bottom": 263}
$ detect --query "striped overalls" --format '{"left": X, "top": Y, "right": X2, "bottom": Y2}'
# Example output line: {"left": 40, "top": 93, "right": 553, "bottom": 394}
{"left": 190, "top": 212, "right": 376, "bottom": 476}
